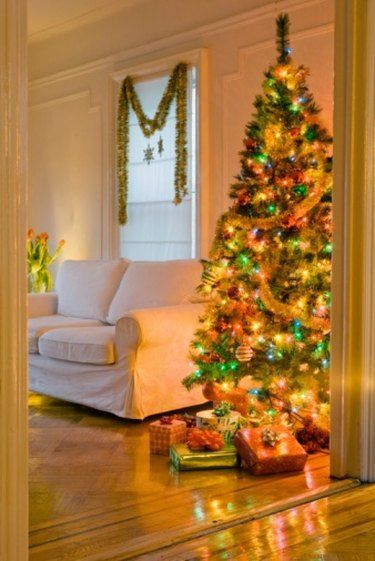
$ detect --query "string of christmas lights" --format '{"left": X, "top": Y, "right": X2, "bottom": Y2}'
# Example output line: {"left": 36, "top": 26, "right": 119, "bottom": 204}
{"left": 183, "top": 13, "right": 332, "bottom": 428}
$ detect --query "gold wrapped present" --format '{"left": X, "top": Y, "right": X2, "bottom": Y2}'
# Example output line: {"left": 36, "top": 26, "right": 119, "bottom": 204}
{"left": 170, "top": 443, "right": 239, "bottom": 471}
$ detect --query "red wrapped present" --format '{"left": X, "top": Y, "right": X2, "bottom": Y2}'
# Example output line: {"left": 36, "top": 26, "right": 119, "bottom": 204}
{"left": 234, "top": 425, "right": 307, "bottom": 475}
{"left": 149, "top": 417, "right": 187, "bottom": 455}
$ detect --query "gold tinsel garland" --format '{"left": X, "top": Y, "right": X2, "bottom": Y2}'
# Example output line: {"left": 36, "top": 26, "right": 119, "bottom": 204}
{"left": 117, "top": 62, "right": 188, "bottom": 225}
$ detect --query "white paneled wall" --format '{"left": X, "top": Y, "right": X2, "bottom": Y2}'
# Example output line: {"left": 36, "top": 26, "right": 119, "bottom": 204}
{"left": 28, "top": 0, "right": 334, "bottom": 265}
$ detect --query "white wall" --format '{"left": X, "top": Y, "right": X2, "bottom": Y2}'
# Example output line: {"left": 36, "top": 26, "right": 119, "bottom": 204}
{"left": 28, "top": 0, "right": 334, "bottom": 266}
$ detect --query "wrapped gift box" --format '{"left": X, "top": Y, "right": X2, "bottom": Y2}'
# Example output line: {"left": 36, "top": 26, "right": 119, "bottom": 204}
{"left": 149, "top": 419, "right": 187, "bottom": 455}
{"left": 196, "top": 409, "right": 241, "bottom": 439}
{"left": 170, "top": 443, "right": 239, "bottom": 471}
{"left": 234, "top": 425, "right": 307, "bottom": 475}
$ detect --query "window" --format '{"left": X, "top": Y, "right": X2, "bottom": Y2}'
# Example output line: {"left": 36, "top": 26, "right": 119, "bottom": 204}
{"left": 119, "top": 67, "right": 197, "bottom": 261}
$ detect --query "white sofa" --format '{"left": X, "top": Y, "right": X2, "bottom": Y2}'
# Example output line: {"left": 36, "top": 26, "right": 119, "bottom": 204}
{"left": 28, "top": 259, "right": 206, "bottom": 419}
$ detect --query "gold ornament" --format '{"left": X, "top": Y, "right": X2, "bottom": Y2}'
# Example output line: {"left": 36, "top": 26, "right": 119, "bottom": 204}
{"left": 235, "top": 345, "right": 254, "bottom": 362}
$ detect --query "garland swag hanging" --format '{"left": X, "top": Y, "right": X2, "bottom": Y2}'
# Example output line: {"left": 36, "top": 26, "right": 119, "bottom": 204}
{"left": 117, "top": 62, "right": 188, "bottom": 225}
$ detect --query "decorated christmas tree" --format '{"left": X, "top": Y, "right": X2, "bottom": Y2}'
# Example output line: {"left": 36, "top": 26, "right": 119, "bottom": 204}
{"left": 184, "top": 14, "right": 332, "bottom": 429}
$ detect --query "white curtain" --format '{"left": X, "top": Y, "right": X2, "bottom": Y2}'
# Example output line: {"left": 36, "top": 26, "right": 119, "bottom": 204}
{"left": 120, "top": 69, "right": 196, "bottom": 261}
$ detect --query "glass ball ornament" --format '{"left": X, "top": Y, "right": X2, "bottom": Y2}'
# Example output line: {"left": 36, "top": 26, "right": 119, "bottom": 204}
{"left": 235, "top": 345, "right": 254, "bottom": 362}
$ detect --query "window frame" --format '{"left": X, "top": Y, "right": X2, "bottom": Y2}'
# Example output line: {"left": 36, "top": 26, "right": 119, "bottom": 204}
{"left": 109, "top": 48, "right": 209, "bottom": 261}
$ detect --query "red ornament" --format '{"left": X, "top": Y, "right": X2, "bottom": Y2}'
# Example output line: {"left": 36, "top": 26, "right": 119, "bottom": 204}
{"left": 216, "top": 319, "right": 229, "bottom": 333}
{"left": 243, "top": 138, "right": 257, "bottom": 150}
{"left": 238, "top": 194, "right": 250, "bottom": 206}
{"left": 282, "top": 214, "right": 297, "bottom": 228}
{"left": 289, "top": 127, "right": 300, "bottom": 138}
{"left": 228, "top": 286, "right": 240, "bottom": 299}
{"left": 292, "top": 171, "right": 305, "bottom": 183}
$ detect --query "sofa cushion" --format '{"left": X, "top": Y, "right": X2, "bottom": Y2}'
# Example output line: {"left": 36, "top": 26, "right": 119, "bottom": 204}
{"left": 28, "top": 315, "right": 103, "bottom": 354}
{"left": 107, "top": 259, "right": 203, "bottom": 324}
{"left": 56, "top": 259, "right": 129, "bottom": 322}
{"left": 38, "top": 326, "right": 116, "bottom": 365}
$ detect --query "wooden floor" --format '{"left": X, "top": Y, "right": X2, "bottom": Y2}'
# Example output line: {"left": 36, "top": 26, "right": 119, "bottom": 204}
{"left": 29, "top": 393, "right": 370, "bottom": 561}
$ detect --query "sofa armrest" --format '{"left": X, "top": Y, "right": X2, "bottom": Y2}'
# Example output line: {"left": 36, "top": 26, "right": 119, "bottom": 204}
{"left": 28, "top": 292, "right": 58, "bottom": 318}
{"left": 114, "top": 303, "right": 206, "bottom": 417}
{"left": 117, "top": 303, "right": 205, "bottom": 348}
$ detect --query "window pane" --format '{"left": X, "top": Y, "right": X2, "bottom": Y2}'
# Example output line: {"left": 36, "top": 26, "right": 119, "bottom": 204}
{"left": 125, "top": 199, "right": 192, "bottom": 243}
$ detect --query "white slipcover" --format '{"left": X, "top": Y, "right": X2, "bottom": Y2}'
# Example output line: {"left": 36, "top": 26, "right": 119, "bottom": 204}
{"left": 28, "top": 315, "right": 102, "bottom": 354}
{"left": 28, "top": 292, "right": 58, "bottom": 318}
{"left": 56, "top": 259, "right": 129, "bottom": 322}
{"left": 28, "top": 259, "right": 209, "bottom": 419}
{"left": 29, "top": 303, "right": 206, "bottom": 419}
{"left": 107, "top": 259, "right": 203, "bottom": 324}
{"left": 39, "top": 326, "right": 116, "bottom": 365}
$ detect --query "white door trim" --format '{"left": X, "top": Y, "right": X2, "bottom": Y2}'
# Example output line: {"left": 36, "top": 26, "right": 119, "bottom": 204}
{"left": 0, "top": 0, "right": 29, "bottom": 559}
{"left": 331, "top": 0, "right": 375, "bottom": 481}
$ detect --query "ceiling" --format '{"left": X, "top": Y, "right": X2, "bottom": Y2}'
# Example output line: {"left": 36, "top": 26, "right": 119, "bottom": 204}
{"left": 28, "top": 0, "right": 137, "bottom": 42}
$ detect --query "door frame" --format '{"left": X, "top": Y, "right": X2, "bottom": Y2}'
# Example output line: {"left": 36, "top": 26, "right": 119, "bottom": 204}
{"left": 330, "top": 0, "right": 375, "bottom": 481}
{"left": 0, "top": 1, "right": 29, "bottom": 560}
{"left": 1, "top": 1, "right": 375, "bottom": 559}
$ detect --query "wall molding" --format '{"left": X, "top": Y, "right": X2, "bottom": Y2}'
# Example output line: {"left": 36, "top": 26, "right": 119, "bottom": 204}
{"left": 29, "top": 89, "right": 91, "bottom": 111}
{"left": 28, "top": 0, "right": 145, "bottom": 45}
{"left": 29, "top": 0, "right": 330, "bottom": 91}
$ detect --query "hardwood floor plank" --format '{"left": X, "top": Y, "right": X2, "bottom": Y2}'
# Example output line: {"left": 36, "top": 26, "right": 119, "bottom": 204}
{"left": 129, "top": 486, "right": 375, "bottom": 561}
{"left": 29, "top": 394, "right": 361, "bottom": 561}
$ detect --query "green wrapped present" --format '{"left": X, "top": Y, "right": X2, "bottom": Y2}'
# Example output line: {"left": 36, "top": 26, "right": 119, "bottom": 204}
{"left": 170, "top": 443, "right": 239, "bottom": 471}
